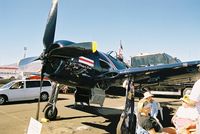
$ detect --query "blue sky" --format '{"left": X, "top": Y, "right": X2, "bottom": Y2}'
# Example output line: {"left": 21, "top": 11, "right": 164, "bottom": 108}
{"left": 0, "top": 0, "right": 200, "bottom": 65}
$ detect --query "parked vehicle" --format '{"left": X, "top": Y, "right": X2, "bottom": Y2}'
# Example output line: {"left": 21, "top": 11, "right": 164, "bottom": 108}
{"left": 0, "top": 79, "right": 52, "bottom": 104}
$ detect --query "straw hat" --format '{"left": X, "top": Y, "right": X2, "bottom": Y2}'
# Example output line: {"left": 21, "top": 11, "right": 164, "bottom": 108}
{"left": 180, "top": 95, "right": 193, "bottom": 106}
{"left": 137, "top": 99, "right": 151, "bottom": 113}
{"left": 143, "top": 92, "right": 153, "bottom": 99}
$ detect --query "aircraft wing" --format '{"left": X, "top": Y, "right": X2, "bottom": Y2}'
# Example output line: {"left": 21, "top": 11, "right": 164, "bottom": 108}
{"left": 99, "top": 60, "right": 200, "bottom": 85}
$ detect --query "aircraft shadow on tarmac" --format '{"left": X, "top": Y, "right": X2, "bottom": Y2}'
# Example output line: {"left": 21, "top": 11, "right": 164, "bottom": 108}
{"left": 65, "top": 104, "right": 123, "bottom": 134}
{"left": 61, "top": 101, "right": 177, "bottom": 133}
{"left": 157, "top": 105, "right": 175, "bottom": 127}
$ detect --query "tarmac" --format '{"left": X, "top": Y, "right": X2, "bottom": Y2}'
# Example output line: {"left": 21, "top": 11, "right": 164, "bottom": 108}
{"left": 0, "top": 94, "right": 181, "bottom": 134}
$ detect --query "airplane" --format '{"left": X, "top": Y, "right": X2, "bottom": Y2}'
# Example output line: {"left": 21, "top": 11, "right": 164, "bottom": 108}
{"left": 19, "top": 0, "right": 200, "bottom": 133}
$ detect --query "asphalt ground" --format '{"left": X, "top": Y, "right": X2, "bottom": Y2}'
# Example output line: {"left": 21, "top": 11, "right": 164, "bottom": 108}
{"left": 0, "top": 94, "right": 181, "bottom": 134}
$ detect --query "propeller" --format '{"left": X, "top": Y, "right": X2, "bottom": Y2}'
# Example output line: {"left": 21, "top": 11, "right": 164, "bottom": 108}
{"left": 19, "top": 0, "right": 96, "bottom": 69}
{"left": 19, "top": 0, "right": 58, "bottom": 69}
{"left": 18, "top": 56, "right": 39, "bottom": 67}
{"left": 35, "top": 0, "right": 58, "bottom": 121}
{"left": 43, "top": 0, "right": 58, "bottom": 50}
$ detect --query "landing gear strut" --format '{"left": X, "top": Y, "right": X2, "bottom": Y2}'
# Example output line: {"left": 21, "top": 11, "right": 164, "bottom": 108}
{"left": 43, "top": 83, "right": 59, "bottom": 120}
{"left": 117, "top": 79, "right": 136, "bottom": 134}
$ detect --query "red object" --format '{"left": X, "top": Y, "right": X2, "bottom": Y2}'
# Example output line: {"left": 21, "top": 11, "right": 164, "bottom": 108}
{"left": 27, "top": 75, "right": 49, "bottom": 80}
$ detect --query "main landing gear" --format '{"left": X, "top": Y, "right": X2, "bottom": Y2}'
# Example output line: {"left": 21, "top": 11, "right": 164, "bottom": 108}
{"left": 43, "top": 83, "right": 59, "bottom": 120}
{"left": 117, "top": 79, "right": 136, "bottom": 134}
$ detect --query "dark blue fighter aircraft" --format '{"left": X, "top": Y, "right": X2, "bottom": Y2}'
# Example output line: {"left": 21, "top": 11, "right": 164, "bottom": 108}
{"left": 19, "top": 0, "right": 200, "bottom": 133}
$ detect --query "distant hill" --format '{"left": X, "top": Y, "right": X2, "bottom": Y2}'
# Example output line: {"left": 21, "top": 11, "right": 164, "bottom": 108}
{"left": 2, "top": 63, "right": 18, "bottom": 67}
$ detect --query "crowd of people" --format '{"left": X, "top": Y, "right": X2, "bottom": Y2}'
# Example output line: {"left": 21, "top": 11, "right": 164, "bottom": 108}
{"left": 136, "top": 79, "right": 200, "bottom": 134}
{"left": 136, "top": 92, "right": 176, "bottom": 134}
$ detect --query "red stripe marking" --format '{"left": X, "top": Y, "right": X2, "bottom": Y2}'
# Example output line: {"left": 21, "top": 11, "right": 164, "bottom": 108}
{"left": 79, "top": 57, "right": 94, "bottom": 64}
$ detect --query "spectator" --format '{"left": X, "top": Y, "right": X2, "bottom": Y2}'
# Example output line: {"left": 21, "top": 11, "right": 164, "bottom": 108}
{"left": 190, "top": 79, "right": 200, "bottom": 113}
{"left": 172, "top": 95, "right": 198, "bottom": 134}
{"left": 189, "top": 79, "right": 200, "bottom": 133}
{"left": 137, "top": 99, "right": 176, "bottom": 134}
{"left": 143, "top": 92, "right": 159, "bottom": 119}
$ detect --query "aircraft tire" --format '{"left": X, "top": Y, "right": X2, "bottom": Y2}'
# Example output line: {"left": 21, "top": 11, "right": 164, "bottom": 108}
{"left": 44, "top": 106, "right": 58, "bottom": 120}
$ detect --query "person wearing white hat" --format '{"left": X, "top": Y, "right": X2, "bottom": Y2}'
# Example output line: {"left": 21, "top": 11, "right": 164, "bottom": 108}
{"left": 137, "top": 99, "right": 176, "bottom": 134}
{"left": 143, "top": 92, "right": 159, "bottom": 119}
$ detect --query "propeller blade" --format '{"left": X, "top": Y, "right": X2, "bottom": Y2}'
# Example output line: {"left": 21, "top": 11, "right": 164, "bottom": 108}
{"left": 36, "top": 65, "right": 45, "bottom": 121}
{"left": 49, "top": 42, "right": 97, "bottom": 57}
{"left": 18, "top": 56, "right": 39, "bottom": 67}
{"left": 43, "top": 0, "right": 58, "bottom": 49}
